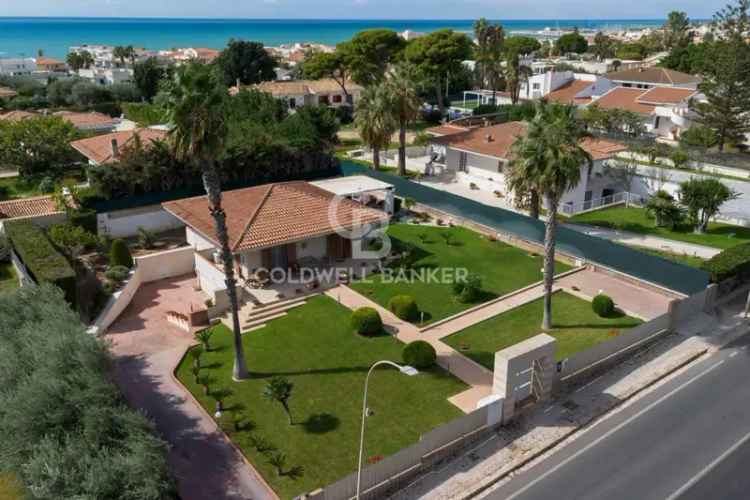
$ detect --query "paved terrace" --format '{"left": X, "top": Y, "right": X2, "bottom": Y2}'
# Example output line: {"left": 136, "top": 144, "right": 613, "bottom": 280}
{"left": 341, "top": 161, "right": 710, "bottom": 296}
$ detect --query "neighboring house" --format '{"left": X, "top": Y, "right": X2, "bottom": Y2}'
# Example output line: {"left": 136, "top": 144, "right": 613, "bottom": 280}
{"left": 604, "top": 67, "right": 701, "bottom": 90}
{"left": 231, "top": 79, "right": 364, "bottom": 110}
{"left": 54, "top": 111, "right": 119, "bottom": 133}
{"left": 0, "top": 58, "right": 36, "bottom": 76}
{"left": 427, "top": 121, "right": 628, "bottom": 210}
{"left": 34, "top": 57, "right": 67, "bottom": 72}
{"left": 70, "top": 128, "right": 168, "bottom": 166}
{"left": 519, "top": 71, "right": 615, "bottom": 103}
{"left": 590, "top": 86, "right": 701, "bottom": 142}
{"left": 77, "top": 67, "right": 134, "bottom": 86}
{"left": 159, "top": 47, "right": 220, "bottom": 65}
{"left": 0, "top": 87, "right": 19, "bottom": 99}
{"left": 0, "top": 195, "right": 66, "bottom": 231}
{"left": 162, "top": 181, "right": 389, "bottom": 309}
{"left": 0, "top": 110, "right": 37, "bottom": 122}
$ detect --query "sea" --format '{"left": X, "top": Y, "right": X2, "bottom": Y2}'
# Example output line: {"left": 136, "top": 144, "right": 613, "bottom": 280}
{"left": 0, "top": 17, "right": 672, "bottom": 60}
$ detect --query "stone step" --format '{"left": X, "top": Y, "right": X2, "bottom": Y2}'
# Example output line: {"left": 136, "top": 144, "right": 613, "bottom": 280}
{"left": 247, "top": 301, "right": 306, "bottom": 322}
{"left": 241, "top": 312, "right": 288, "bottom": 331}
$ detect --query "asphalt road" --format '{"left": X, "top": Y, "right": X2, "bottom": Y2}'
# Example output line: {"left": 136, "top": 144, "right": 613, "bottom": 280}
{"left": 486, "top": 333, "right": 750, "bottom": 500}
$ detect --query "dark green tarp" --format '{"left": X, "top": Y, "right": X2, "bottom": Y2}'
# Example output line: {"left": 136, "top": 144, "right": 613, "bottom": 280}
{"left": 341, "top": 161, "right": 709, "bottom": 296}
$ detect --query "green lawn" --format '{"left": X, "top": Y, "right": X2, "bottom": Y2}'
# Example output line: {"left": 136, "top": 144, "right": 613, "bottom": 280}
{"left": 569, "top": 206, "right": 750, "bottom": 250}
{"left": 444, "top": 292, "right": 643, "bottom": 369}
{"left": 0, "top": 177, "right": 42, "bottom": 200}
{"left": 628, "top": 246, "right": 707, "bottom": 269}
{"left": 0, "top": 263, "right": 17, "bottom": 291}
{"left": 0, "top": 472, "right": 26, "bottom": 500}
{"left": 175, "top": 295, "right": 466, "bottom": 499}
{"left": 350, "top": 224, "right": 571, "bottom": 324}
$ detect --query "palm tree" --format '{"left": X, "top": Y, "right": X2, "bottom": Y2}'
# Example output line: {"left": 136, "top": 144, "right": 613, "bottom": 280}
{"left": 510, "top": 102, "right": 592, "bottom": 330}
{"left": 263, "top": 377, "right": 294, "bottom": 425}
{"left": 385, "top": 64, "right": 422, "bottom": 177}
{"left": 166, "top": 63, "right": 249, "bottom": 380}
{"left": 505, "top": 49, "right": 532, "bottom": 105}
{"left": 355, "top": 83, "right": 397, "bottom": 171}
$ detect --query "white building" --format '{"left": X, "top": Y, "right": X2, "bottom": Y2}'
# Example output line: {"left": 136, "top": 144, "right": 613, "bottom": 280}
{"left": 0, "top": 58, "right": 37, "bottom": 76}
{"left": 77, "top": 67, "right": 134, "bottom": 86}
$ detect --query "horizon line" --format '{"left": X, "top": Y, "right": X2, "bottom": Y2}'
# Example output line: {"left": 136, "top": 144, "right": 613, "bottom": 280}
{"left": 0, "top": 16, "right": 688, "bottom": 22}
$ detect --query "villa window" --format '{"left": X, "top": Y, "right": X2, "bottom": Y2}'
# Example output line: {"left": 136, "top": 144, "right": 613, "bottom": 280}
{"left": 319, "top": 95, "right": 330, "bottom": 105}
{"left": 332, "top": 94, "right": 343, "bottom": 104}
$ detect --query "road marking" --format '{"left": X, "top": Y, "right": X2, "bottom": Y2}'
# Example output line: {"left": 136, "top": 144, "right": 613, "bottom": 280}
{"left": 503, "top": 359, "right": 726, "bottom": 500}
{"left": 664, "top": 428, "right": 750, "bottom": 500}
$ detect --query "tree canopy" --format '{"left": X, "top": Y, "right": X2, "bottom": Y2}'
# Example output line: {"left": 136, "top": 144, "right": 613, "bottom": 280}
{"left": 555, "top": 31, "right": 588, "bottom": 55}
{"left": 0, "top": 116, "right": 80, "bottom": 178}
{"left": 342, "top": 29, "right": 405, "bottom": 86}
{"left": 504, "top": 36, "right": 542, "bottom": 56}
{"left": 215, "top": 39, "right": 278, "bottom": 87}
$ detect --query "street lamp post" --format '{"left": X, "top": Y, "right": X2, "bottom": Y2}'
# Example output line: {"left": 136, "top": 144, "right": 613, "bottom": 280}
{"left": 355, "top": 360, "right": 418, "bottom": 500}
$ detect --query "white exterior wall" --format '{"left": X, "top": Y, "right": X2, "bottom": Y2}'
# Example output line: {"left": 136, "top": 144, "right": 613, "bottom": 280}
{"left": 186, "top": 227, "right": 216, "bottom": 251}
{"left": 195, "top": 253, "right": 227, "bottom": 298}
{"left": 297, "top": 236, "right": 327, "bottom": 259}
{"left": 97, "top": 205, "right": 184, "bottom": 238}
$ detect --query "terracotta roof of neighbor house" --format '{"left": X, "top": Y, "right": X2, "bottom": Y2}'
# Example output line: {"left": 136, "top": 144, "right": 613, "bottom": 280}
{"left": 435, "top": 121, "right": 627, "bottom": 161}
{"left": 0, "top": 195, "right": 62, "bottom": 220}
{"left": 0, "top": 86, "right": 18, "bottom": 99}
{"left": 592, "top": 87, "right": 655, "bottom": 115}
{"left": 0, "top": 110, "right": 36, "bottom": 121}
{"left": 546, "top": 79, "right": 594, "bottom": 105}
{"left": 53, "top": 111, "right": 117, "bottom": 129}
{"left": 425, "top": 124, "right": 471, "bottom": 137}
{"left": 231, "top": 79, "right": 363, "bottom": 97}
{"left": 605, "top": 67, "right": 700, "bottom": 86}
{"left": 70, "top": 128, "right": 168, "bottom": 165}
{"left": 636, "top": 86, "right": 697, "bottom": 105}
{"left": 35, "top": 56, "right": 66, "bottom": 68}
{"left": 163, "top": 181, "right": 389, "bottom": 252}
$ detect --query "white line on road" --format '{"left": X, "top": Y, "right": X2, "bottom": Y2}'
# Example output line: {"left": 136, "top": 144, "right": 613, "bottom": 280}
{"left": 503, "top": 359, "right": 726, "bottom": 500}
{"left": 664, "top": 427, "right": 750, "bottom": 500}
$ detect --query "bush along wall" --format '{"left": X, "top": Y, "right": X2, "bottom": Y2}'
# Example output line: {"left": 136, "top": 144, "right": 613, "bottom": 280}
{"left": 702, "top": 243, "right": 750, "bottom": 283}
{"left": 4, "top": 221, "right": 77, "bottom": 307}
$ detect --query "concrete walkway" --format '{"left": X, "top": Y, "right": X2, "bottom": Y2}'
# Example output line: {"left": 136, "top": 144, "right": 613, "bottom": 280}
{"left": 106, "top": 274, "right": 276, "bottom": 500}
{"left": 565, "top": 222, "right": 721, "bottom": 259}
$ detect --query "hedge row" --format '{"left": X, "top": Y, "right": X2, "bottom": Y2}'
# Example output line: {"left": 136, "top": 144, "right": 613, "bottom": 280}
{"left": 4, "top": 221, "right": 76, "bottom": 306}
{"left": 702, "top": 243, "right": 750, "bottom": 283}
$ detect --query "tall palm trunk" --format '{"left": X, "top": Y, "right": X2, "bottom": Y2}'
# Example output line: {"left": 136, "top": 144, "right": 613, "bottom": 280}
{"left": 529, "top": 190, "right": 541, "bottom": 220}
{"left": 372, "top": 145, "right": 381, "bottom": 170}
{"left": 398, "top": 120, "right": 407, "bottom": 177}
{"left": 202, "top": 160, "right": 248, "bottom": 381}
{"left": 542, "top": 193, "right": 558, "bottom": 331}
{"left": 435, "top": 83, "right": 445, "bottom": 115}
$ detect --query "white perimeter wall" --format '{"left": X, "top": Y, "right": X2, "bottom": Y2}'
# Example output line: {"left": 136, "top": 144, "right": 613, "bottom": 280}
{"left": 97, "top": 204, "right": 184, "bottom": 238}
{"left": 187, "top": 227, "right": 216, "bottom": 251}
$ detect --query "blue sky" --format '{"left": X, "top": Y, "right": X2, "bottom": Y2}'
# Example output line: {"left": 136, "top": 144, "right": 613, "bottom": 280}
{"left": 0, "top": 0, "right": 714, "bottom": 20}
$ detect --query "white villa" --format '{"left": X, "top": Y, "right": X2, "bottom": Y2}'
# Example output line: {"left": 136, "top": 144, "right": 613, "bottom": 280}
{"left": 230, "top": 79, "right": 364, "bottom": 111}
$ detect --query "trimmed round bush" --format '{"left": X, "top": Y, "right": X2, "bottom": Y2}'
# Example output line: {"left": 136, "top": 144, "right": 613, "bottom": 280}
{"left": 388, "top": 295, "right": 419, "bottom": 322}
{"left": 109, "top": 238, "right": 133, "bottom": 268}
{"left": 105, "top": 265, "right": 130, "bottom": 283}
{"left": 592, "top": 294, "right": 615, "bottom": 317}
{"left": 402, "top": 341, "right": 436, "bottom": 369}
{"left": 351, "top": 307, "right": 383, "bottom": 336}
{"left": 38, "top": 176, "right": 56, "bottom": 194}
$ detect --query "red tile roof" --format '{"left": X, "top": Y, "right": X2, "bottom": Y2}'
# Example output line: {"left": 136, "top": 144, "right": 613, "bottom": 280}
{"left": 434, "top": 121, "right": 626, "bottom": 161}
{"left": 0, "top": 110, "right": 37, "bottom": 121}
{"left": 546, "top": 80, "right": 593, "bottom": 105}
{"left": 0, "top": 195, "right": 62, "bottom": 220}
{"left": 71, "top": 128, "right": 168, "bottom": 165}
{"left": 163, "top": 181, "right": 389, "bottom": 252}
{"left": 53, "top": 111, "right": 117, "bottom": 129}
{"left": 636, "top": 87, "right": 697, "bottom": 105}
{"left": 605, "top": 67, "right": 700, "bottom": 86}
{"left": 425, "top": 124, "right": 471, "bottom": 137}
{"left": 592, "top": 87, "right": 655, "bottom": 115}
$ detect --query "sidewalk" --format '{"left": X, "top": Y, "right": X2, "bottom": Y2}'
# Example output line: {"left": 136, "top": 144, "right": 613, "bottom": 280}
{"left": 564, "top": 222, "right": 720, "bottom": 259}
{"left": 389, "top": 302, "right": 750, "bottom": 500}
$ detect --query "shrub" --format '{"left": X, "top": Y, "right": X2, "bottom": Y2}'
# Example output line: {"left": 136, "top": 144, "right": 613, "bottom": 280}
{"left": 4, "top": 221, "right": 76, "bottom": 306}
{"left": 670, "top": 148, "right": 690, "bottom": 169}
{"left": 48, "top": 223, "right": 97, "bottom": 258}
{"left": 592, "top": 294, "right": 615, "bottom": 317}
{"left": 0, "top": 233, "right": 9, "bottom": 261}
{"left": 453, "top": 273, "right": 483, "bottom": 303}
{"left": 137, "top": 226, "right": 156, "bottom": 249}
{"left": 104, "top": 265, "right": 130, "bottom": 283}
{"left": 38, "top": 176, "right": 56, "bottom": 194}
{"left": 351, "top": 307, "right": 383, "bottom": 336}
{"left": 702, "top": 242, "right": 750, "bottom": 283}
{"left": 680, "top": 125, "right": 719, "bottom": 148}
{"left": 388, "top": 295, "right": 419, "bottom": 322}
{"left": 109, "top": 238, "right": 133, "bottom": 268}
{"left": 402, "top": 340, "right": 436, "bottom": 369}
{"left": 69, "top": 208, "right": 98, "bottom": 234}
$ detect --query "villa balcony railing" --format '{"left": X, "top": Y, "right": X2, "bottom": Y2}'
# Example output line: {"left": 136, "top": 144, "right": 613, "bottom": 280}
{"left": 560, "top": 192, "right": 648, "bottom": 217}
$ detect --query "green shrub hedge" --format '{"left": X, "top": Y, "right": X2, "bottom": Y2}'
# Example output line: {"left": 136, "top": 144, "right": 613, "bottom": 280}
{"left": 4, "top": 221, "right": 76, "bottom": 306}
{"left": 351, "top": 307, "right": 383, "bottom": 336}
{"left": 592, "top": 294, "right": 615, "bottom": 317}
{"left": 109, "top": 239, "right": 133, "bottom": 268}
{"left": 388, "top": 295, "right": 419, "bottom": 322}
{"left": 69, "top": 209, "right": 98, "bottom": 234}
{"left": 402, "top": 340, "right": 437, "bottom": 369}
{"left": 702, "top": 243, "right": 750, "bottom": 283}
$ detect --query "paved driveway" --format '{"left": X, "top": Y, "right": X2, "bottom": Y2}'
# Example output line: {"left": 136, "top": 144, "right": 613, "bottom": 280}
{"left": 106, "top": 274, "right": 275, "bottom": 500}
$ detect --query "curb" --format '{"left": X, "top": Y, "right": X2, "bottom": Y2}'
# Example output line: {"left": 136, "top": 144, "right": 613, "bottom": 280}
{"left": 460, "top": 347, "right": 709, "bottom": 500}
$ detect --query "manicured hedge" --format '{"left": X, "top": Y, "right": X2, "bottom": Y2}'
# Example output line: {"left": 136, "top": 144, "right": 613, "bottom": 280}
{"left": 403, "top": 340, "right": 437, "bottom": 369}
{"left": 592, "top": 294, "right": 615, "bottom": 317}
{"left": 388, "top": 295, "right": 419, "bottom": 322}
{"left": 4, "top": 221, "right": 76, "bottom": 306}
{"left": 70, "top": 208, "right": 98, "bottom": 234}
{"left": 702, "top": 243, "right": 750, "bottom": 283}
{"left": 351, "top": 307, "right": 383, "bottom": 336}
{"left": 109, "top": 239, "right": 134, "bottom": 268}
